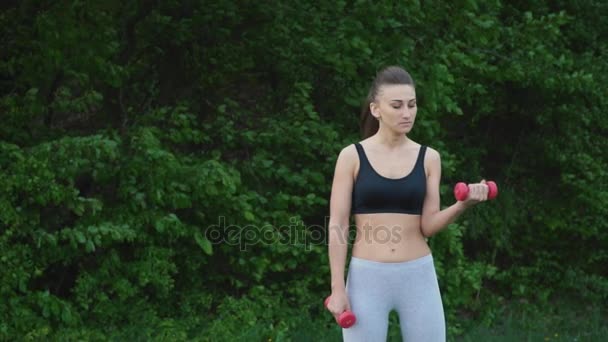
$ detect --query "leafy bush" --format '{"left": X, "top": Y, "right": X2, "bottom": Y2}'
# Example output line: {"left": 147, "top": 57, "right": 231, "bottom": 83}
{"left": 0, "top": 0, "right": 606, "bottom": 339}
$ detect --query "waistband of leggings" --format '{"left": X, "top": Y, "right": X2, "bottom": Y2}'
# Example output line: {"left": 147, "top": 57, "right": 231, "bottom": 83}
{"left": 349, "top": 253, "right": 434, "bottom": 270}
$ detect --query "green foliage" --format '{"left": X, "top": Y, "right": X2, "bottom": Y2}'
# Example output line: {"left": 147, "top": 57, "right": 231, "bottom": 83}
{"left": 0, "top": 0, "right": 606, "bottom": 339}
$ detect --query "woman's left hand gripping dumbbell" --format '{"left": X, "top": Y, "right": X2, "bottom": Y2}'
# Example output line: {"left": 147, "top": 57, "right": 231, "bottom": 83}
{"left": 325, "top": 294, "right": 356, "bottom": 328}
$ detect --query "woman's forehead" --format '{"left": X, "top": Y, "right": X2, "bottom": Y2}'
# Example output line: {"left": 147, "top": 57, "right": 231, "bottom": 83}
{"left": 378, "top": 84, "right": 416, "bottom": 101}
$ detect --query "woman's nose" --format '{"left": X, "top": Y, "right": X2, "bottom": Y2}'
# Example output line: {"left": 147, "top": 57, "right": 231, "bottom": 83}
{"left": 402, "top": 108, "right": 412, "bottom": 118}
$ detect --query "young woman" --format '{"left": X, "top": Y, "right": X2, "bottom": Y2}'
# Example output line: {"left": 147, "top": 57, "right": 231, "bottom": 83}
{"left": 327, "top": 66, "right": 489, "bottom": 341}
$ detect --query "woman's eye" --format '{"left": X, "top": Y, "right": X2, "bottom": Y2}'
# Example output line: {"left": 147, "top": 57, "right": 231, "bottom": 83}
{"left": 392, "top": 105, "right": 401, "bottom": 109}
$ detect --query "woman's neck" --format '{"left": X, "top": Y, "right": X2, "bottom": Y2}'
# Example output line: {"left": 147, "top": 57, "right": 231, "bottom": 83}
{"left": 372, "top": 125, "right": 410, "bottom": 149}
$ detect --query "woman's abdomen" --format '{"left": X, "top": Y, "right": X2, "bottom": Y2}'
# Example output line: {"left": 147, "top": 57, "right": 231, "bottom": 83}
{"left": 351, "top": 213, "right": 431, "bottom": 262}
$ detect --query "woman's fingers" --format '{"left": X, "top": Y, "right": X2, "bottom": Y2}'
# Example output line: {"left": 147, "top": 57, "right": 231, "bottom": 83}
{"left": 480, "top": 180, "right": 489, "bottom": 200}
{"left": 468, "top": 182, "right": 488, "bottom": 201}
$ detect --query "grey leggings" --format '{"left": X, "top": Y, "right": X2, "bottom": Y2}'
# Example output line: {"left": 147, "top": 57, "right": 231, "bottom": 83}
{"left": 342, "top": 254, "right": 446, "bottom": 342}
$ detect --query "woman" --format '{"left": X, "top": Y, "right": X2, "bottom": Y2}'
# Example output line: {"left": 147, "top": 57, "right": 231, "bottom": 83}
{"left": 327, "top": 66, "right": 489, "bottom": 341}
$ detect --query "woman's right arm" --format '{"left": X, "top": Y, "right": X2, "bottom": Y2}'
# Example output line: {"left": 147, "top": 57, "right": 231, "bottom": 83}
{"left": 328, "top": 145, "right": 357, "bottom": 294}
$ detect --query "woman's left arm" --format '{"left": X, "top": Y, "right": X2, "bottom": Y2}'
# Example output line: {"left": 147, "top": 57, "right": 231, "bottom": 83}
{"left": 420, "top": 148, "right": 487, "bottom": 237}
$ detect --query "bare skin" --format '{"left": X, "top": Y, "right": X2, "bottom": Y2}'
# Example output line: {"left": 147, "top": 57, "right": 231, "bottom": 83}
{"left": 326, "top": 84, "right": 490, "bottom": 322}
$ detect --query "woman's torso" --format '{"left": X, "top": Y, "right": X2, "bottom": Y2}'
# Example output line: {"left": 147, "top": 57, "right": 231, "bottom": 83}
{"left": 350, "top": 141, "right": 431, "bottom": 262}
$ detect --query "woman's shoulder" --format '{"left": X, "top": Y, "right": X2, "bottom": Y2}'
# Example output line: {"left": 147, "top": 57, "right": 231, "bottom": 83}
{"left": 333, "top": 143, "right": 359, "bottom": 172}
{"left": 356, "top": 137, "right": 373, "bottom": 146}
{"left": 405, "top": 141, "right": 440, "bottom": 163}
{"left": 414, "top": 141, "right": 437, "bottom": 151}
{"left": 336, "top": 143, "right": 359, "bottom": 161}
{"left": 422, "top": 145, "right": 441, "bottom": 167}
{"left": 422, "top": 145, "right": 440, "bottom": 158}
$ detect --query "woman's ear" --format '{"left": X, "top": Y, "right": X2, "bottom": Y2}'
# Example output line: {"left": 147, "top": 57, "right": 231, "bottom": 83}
{"left": 370, "top": 102, "right": 380, "bottom": 120}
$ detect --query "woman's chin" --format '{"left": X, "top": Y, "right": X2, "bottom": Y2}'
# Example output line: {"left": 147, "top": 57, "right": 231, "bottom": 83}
{"left": 398, "top": 125, "right": 413, "bottom": 134}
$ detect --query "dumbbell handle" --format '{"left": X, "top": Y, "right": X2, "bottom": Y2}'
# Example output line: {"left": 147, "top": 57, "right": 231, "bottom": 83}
{"left": 324, "top": 296, "right": 357, "bottom": 328}
{"left": 454, "top": 181, "right": 498, "bottom": 201}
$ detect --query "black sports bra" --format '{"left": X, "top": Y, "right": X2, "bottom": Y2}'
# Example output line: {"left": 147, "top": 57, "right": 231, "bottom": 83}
{"left": 351, "top": 143, "right": 427, "bottom": 215}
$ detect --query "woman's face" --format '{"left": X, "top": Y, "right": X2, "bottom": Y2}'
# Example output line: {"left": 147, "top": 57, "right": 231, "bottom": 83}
{"left": 370, "top": 84, "right": 417, "bottom": 134}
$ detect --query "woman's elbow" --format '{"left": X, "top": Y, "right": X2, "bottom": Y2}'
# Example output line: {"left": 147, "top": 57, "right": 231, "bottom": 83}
{"left": 420, "top": 226, "right": 432, "bottom": 238}
{"left": 420, "top": 217, "right": 434, "bottom": 238}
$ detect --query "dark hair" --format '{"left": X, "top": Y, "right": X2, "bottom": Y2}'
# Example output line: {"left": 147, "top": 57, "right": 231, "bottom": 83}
{"left": 360, "top": 66, "right": 415, "bottom": 138}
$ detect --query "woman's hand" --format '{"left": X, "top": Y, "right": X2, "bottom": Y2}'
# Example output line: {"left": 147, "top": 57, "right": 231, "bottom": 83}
{"left": 327, "top": 290, "right": 351, "bottom": 323}
{"left": 459, "top": 179, "right": 489, "bottom": 208}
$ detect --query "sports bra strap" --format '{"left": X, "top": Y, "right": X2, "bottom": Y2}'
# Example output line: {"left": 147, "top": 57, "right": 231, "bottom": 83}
{"left": 354, "top": 143, "right": 371, "bottom": 169}
{"left": 415, "top": 145, "right": 427, "bottom": 169}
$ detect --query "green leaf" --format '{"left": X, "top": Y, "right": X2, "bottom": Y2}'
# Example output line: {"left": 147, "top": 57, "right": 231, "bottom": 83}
{"left": 85, "top": 240, "right": 96, "bottom": 252}
{"left": 75, "top": 231, "right": 86, "bottom": 244}
{"left": 194, "top": 232, "right": 213, "bottom": 255}
{"left": 244, "top": 211, "right": 255, "bottom": 221}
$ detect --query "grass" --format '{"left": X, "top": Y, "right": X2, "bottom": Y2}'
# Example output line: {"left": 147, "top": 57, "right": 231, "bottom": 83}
{"left": 285, "top": 297, "right": 607, "bottom": 342}
{"left": 50, "top": 294, "right": 605, "bottom": 341}
{"left": 455, "top": 299, "right": 607, "bottom": 342}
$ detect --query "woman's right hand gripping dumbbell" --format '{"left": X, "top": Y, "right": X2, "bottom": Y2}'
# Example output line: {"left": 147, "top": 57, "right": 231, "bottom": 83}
{"left": 453, "top": 179, "right": 498, "bottom": 207}
{"left": 325, "top": 291, "right": 356, "bottom": 328}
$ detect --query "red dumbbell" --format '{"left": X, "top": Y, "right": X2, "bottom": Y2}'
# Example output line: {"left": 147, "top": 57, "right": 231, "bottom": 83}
{"left": 324, "top": 296, "right": 356, "bottom": 328}
{"left": 454, "top": 181, "right": 498, "bottom": 201}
